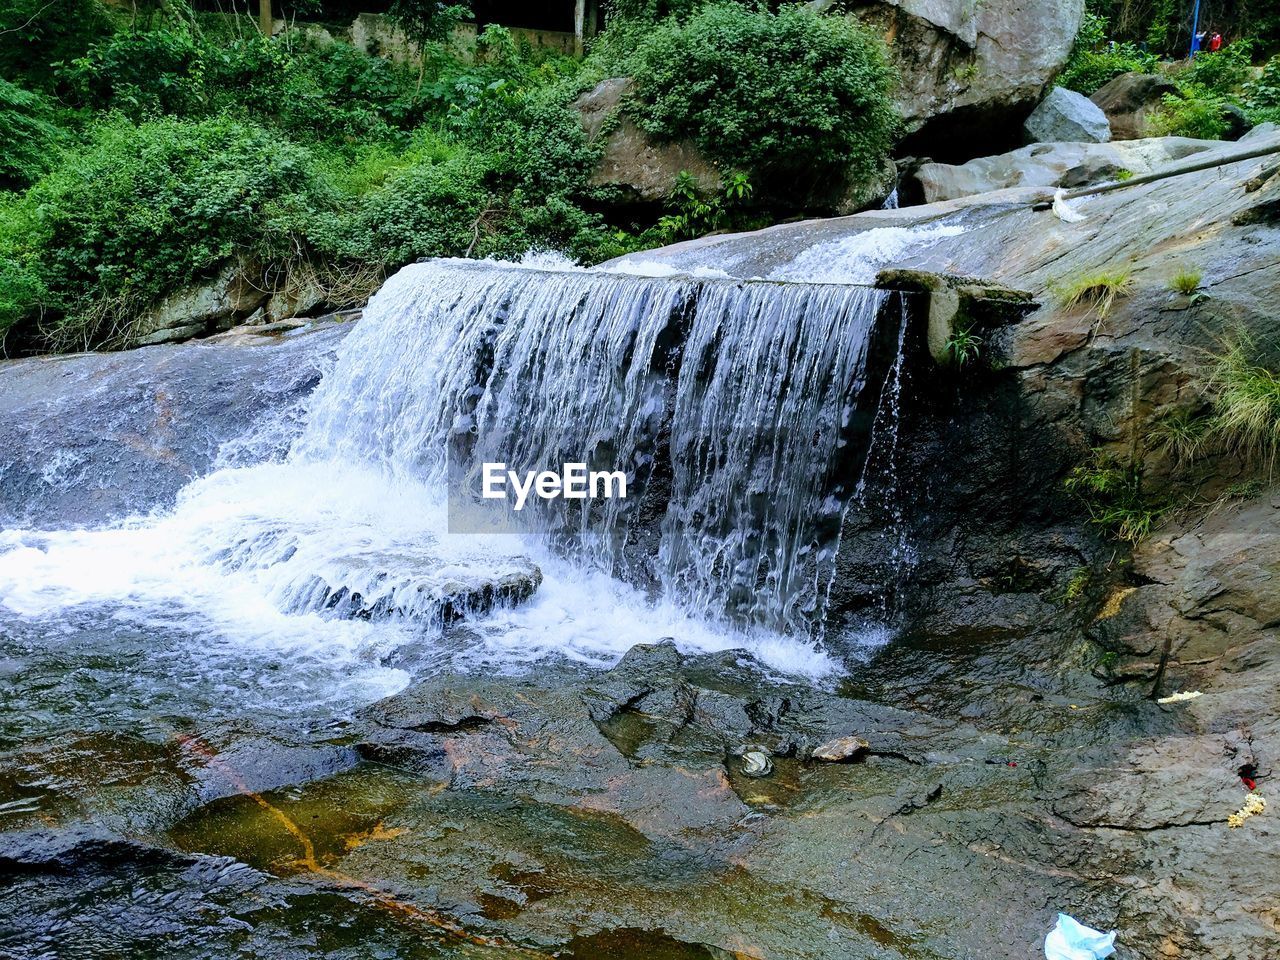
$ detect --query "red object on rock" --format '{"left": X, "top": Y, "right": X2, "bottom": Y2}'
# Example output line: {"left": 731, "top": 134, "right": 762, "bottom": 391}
{"left": 1242, "top": 776, "right": 1257, "bottom": 791}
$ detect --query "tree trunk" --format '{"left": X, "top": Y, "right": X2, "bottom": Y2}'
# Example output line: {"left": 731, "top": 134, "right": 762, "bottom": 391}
{"left": 259, "top": 0, "right": 272, "bottom": 37}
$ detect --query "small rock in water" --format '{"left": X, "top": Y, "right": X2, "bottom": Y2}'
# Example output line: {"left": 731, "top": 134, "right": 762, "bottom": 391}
{"left": 811, "top": 736, "right": 870, "bottom": 763}
{"left": 741, "top": 751, "right": 774, "bottom": 778}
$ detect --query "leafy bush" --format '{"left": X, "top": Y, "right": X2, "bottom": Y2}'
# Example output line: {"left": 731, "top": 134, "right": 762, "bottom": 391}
{"left": 8, "top": 117, "right": 331, "bottom": 348}
{"left": 65, "top": 27, "right": 207, "bottom": 117}
{"left": 1057, "top": 12, "right": 1158, "bottom": 96}
{"left": 604, "top": 0, "right": 703, "bottom": 21}
{"left": 1178, "top": 41, "right": 1255, "bottom": 95}
{"left": 65, "top": 30, "right": 425, "bottom": 142}
{"left": 1245, "top": 53, "right": 1280, "bottom": 122}
{"left": 0, "top": 79, "right": 64, "bottom": 190}
{"left": 0, "top": 0, "right": 112, "bottom": 89}
{"left": 1150, "top": 88, "right": 1231, "bottom": 139}
{"left": 624, "top": 3, "right": 898, "bottom": 195}
{"left": 0, "top": 192, "right": 45, "bottom": 341}
{"left": 316, "top": 150, "right": 489, "bottom": 265}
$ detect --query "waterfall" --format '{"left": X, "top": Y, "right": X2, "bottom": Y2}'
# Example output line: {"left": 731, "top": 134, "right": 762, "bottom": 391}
{"left": 293, "top": 260, "right": 893, "bottom": 634}
{"left": 0, "top": 248, "right": 939, "bottom": 685}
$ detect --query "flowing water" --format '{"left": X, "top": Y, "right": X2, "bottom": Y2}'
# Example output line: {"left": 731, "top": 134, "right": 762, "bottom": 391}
{"left": 0, "top": 257, "right": 936, "bottom": 703}
{"left": 0, "top": 227, "right": 965, "bottom": 958}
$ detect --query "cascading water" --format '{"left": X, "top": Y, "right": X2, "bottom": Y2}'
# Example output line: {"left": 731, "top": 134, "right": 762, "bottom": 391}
{"left": 291, "top": 261, "right": 892, "bottom": 633}
{"left": 0, "top": 225, "right": 963, "bottom": 700}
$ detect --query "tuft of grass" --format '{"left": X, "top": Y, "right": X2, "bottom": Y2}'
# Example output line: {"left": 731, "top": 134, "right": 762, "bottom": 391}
{"left": 1065, "top": 452, "right": 1166, "bottom": 544}
{"left": 1149, "top": 407, "right": 1211, "bottom": 468}
{"left": 1207, "top": 330, "right": 1280, "bottom": 474}
{"left": 944, "top": 325, "right": 983, "bottom": 369}
{"left": 1060, "top": 566, "right": 1090, "bottom": 605}
{"left": 1169, "top": 268, "right": 1202, "bottom": 295}
{"left": 1054, "top": 269, "right": 1133, "bottom": 335}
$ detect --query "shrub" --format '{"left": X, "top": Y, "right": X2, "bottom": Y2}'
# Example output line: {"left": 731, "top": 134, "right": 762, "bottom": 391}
{"left": 0, "top": 192, "right": 44, "bottom": 340}
{"left": 1179, "top": 41, "right": 1255, "bottom": 95}
{"left": 1245, "top": 53, "right": 1280, "bottom": 121}
{"left": 65, "top": 27, "right": 208, "bottom": 118}
{"left": 0, "top": 79, "right": 64, "bottom": 191}
{"left": 1150, "top": 88, "right": 1231, "bottom": 139}
{"left": 64, "top": 30, "right": 425, "bottom": 143}
{"left": 10, "top": 117, "right": 331, "bottom": 348}
{"left": 0, "top": 0, "right": 112, "bottom": 89}
{"left": 317, "top": 150, "right": 490, "bottom": 266}
{"left": 624, "top": 3, "right": 898, "bottom": 196}
{"left": 1057, "top": 12, "right": 1158, "bottom": 96}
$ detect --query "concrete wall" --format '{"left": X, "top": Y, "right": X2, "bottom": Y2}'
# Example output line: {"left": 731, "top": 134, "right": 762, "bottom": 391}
{"left": 343, "top": 13, "right": 578, "bottom": 63}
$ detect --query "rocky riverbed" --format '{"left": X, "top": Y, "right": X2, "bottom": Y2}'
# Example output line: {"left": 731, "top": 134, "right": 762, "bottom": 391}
{"left": 3, "top": 137, "right": 1278, "bottom": 959}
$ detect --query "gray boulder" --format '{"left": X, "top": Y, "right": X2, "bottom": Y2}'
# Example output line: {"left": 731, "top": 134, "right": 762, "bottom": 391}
{"left": 573, "top": 77, "right": 720, "bottom": 203}
{"left": 1025, "top": 87, "right": 1112, "bottom": 143}
{"left": 811, "top": 0, "right": 1084, "bottom": 141}
{"left": 911, "top": 136, "right": 1223, "bottom": 202}
{"left": 1241, "top": 121, "right": 1279, "bottom": 143}
{"left": 133, "top": 264, "right": 268, "bottom": 347}
{"left": 1090, "top": 72, "right": 1179, "bottom": 140}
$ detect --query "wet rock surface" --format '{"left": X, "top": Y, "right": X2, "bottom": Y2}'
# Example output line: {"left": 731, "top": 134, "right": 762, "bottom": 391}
{"left": 6, "top": 612, "right": 1272, "bottom": 959}
{"left": 0, "top": 320, "right": 350, "bottom": 529}
{"left": 612, "top": 131, "right": 1280, "bottom": 957}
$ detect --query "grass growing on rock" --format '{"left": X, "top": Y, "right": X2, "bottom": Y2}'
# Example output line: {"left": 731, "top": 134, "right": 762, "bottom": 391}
{"left": 1169, "top": 268, "right": 1202, "bottom": 295}
{"left": 1150, "top": 408, "right": 1212, "bottom": 469}
{"left": 1207, "top": 330, "right": 1280, "bottom": 473}
{"left": 1054, "top": 269, "right": 1134, "bottom": 336}
{"left": 1065, "top": 453, "right": 1166, "bottom": 544}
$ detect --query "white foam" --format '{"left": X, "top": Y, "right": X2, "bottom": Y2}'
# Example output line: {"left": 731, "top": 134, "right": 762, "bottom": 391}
{"left": 768, "top": 223, "right": 965, "bottom": 284}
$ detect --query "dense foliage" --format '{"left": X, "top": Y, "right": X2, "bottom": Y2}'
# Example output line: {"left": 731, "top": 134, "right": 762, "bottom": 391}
{"left": 1060, "top": 3, "right": 1280, "bottom": 139}
{"left": 0, "top": 0, "right": 900, "bottom": 354}
{"left": 10, "top": 118, "right": 327, "bottom": 343}
{"left": 624, "top": 3, "right": 898, "bottom": 193}
{"left": 1058, "top": 12, "right": 1159, "bottom": 95}
{"left": 1084, "top": 0, "right": 1280, "bottom": 58}
{"left": 0, "top": 79, "right": 64, "bottom": 190}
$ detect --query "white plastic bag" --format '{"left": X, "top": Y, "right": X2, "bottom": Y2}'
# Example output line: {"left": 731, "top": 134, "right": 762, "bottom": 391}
{"left": 1044, "top": 913, "right": 1117, "bottom": 960}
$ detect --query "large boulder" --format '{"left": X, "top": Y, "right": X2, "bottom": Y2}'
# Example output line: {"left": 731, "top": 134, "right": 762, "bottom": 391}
{"left": 573, "top": 77, "right": 720, "bottom": 204}
{"left": 1090, "top": 72, "right": 1179, "bottom": 140}
{"left": 133, "top": 264, "right": 268, "bottom": 347}
{"left": 910, "top": 136, "right": 1222, "bottom": 202}
{"left": 811, "top": 0, "right": 1085, "bottom": 153}
{"left": 573, "top": 76, "right": 895, "bottom": 212}
{"left": 1024, "top": 86, "right": 1112, "bottom": 143}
